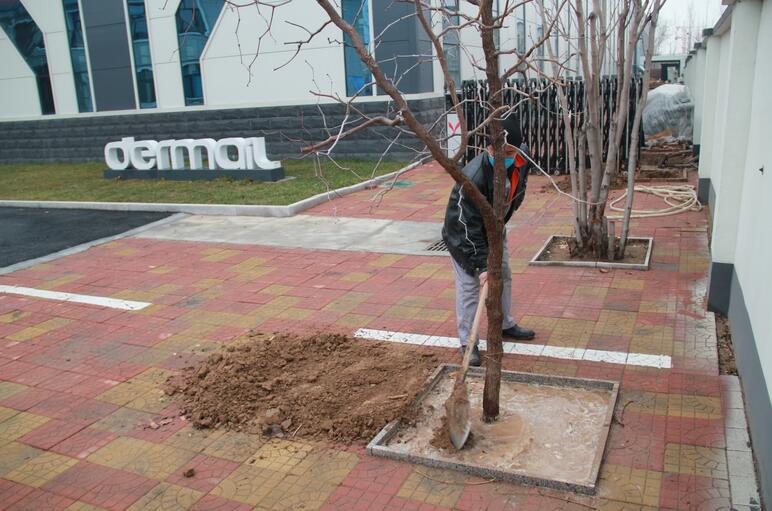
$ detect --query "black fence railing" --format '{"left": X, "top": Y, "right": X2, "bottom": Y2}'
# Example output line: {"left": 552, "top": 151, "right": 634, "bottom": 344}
{"left": 448, "top": 77, "right": 644, "bottom": 173}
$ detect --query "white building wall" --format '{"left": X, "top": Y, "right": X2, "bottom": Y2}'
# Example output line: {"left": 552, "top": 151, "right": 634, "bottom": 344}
{"left": 145, "top": 0, "right": 185, "bottom": 108}
{"left": 710, "top": 3, "right": 761, "bottom": 265}
{"left": 0, "top": 30, "right": 40, "bottom": 117}
{"left": 732, "top": 0, "right": 772, "bottom": 402}
{"left": 690, "top": 46, "right": 705, "bottom": 144}
{"left": 707, "top": 30, "right": 731, "bottom": 205}
{"left": 695, "top": 35, "right": 721, "bottom": 184}
{"left": 201, "top": 1, "right": 346, "bottom": 108}
{"left": 22, "top": 0, "right": 79, "bottom": 114}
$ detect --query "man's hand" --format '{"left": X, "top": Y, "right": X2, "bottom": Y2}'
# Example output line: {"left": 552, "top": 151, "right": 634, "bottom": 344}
{"left": 479, "top": 271, "right": 488, "bottom": 287}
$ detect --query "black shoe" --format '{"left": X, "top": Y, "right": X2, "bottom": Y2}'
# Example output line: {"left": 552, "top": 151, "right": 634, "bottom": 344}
{"left": 502, "top": 324, "right": 535, "bottom": 340}
{"left": 460, "top": 345, "right": 481, "bottom": 367}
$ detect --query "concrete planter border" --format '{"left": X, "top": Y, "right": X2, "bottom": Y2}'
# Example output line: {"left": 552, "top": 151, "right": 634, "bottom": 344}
{"left": 0, "top": 160, "right": 424, "bottom": 218}
{"left": 367, "top": 363, "right": 619, "bottom": 495}
{"left": 529, "top": 235, "right": 654, "bottom": 271}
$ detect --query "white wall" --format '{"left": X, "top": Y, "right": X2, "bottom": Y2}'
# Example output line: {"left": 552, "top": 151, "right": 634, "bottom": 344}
{"left": 201, "top": 0, "right": 346, "bottom": 107}
{"left": 0, "top": 30, "right": 40, "bottom": 117}
{"left": 145, "top": 0, "right": 185, "bottom": 108}
{"left": 23, "top": 0, "right": 79, "bottom": 114}
{"left": 732, "top": 0, "right": 772, "bottom": 401}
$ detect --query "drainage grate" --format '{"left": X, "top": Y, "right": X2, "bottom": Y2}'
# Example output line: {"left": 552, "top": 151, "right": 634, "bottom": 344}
{"left": 424, "top": 239, "right": 448, "bottom": 252}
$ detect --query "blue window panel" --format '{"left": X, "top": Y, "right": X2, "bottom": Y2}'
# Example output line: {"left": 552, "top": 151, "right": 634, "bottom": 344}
{"left": 0, "top": 1, "right": 55, "bottom": 114}
{"left": 342, "top": 0, "right": 372, "bottom": 97}
{"left": 62, "top": 0, "right": 93, "bottom": 112}
{"left": 127, "top": 0, "right": 156, "bottom": 108}
{"left": 175, "top": 0, "right": 224, "bottom": 106}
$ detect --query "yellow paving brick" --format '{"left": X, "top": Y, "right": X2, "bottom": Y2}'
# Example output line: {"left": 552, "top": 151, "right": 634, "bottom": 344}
{"left": 574, "top": 286, "right": 609, "bottom": 297}
{"left": 405, "top": 263, "right": 443, "bottom": 279}
{"left": 664, "top": 443, "right": 728, "bottom": 478}
{"left": 5, "top": 451, "right": 78, "bottom": 487}
{"left": 383, "top": 304, "right": 420, "bottom": 320}
{"left": 336, "top": 314, "right": 376, "bottom": 327}
{"left": 247, "top": 439, "right": 315, "bottom": 473}
{"left": 96, "top": 381, "right": 153, "bottom": 407}
{"left": 594, "top": 310, "right": 637, "bottom": 336}
{"left": 65, "top": 502, "right": 109, "bottom": 511}
{"left": 341, "top": 272, "right": 371, "bottom": 283}
{"left": 397, "top": 467, "right": 467, "bottom": 508}
{"left": 261, "top": 284, "right": 293, "bottom": 295}
{"left": 6, "top": 326, "right": 48, "bottom": 342}
{"left": 38, "top": 274, "right": 82, "bottom": 290}
{"left": 125, "top": 388, "right": 171, "bottom": 413}
{"left": 202, "top": 249, "right": 242, "bottom": 262}
{"left": 229, "top": 256, "right": 269, "bottom": 272}
{"left": 548, "top": 318, "right": 595, "bottom": 347}
{"left": 598, "top": 464, "right": 662, "bottom": 507}
{"left": 639, "top": 300, "right": 676, "bottom": 314}
{"left": 0, "top": 382, "right": 27, "bottom": 401}
{"left": 0, "top": 406, "right": 20, "bottom": 423}
{"left": 127, "top": 482, "right": 203, "bottom": 511}
{"left": 191, "top": 278, "right": 225, "bottom": 289}
{"left": 148, "top": 266, "right": 176, "bottom": 275}
{"left": 203, "top": 431, "right": 265, "bottom": 463}
{"left": 263, "top": 296, "right": 302, "bottom": 308}
{"left": 667, "top": 394, "right": 723, "bottom": 420}
{"left": 0, "top": 412, "right": 49, "bottom": 441}
{"left": 114, "top": 248, "right": 140, "bottom": 256}
{"left": 596, "top": 500, "right": 658, "bottom": 511}
{"left": 165, "top": 425, "right": 224, "bottom": 452}
{"left": 0, "top": 441, "right": 44, "bottom": 476}
{"left": 369, "top": 254, "right": 405, "bottom": 267}
{"left": 611, "top": 277, "right": 645, "bottom": 290}
{"left": 0, "top": 310, "right": 31, "bottom": 323}
{"left": 419, "top": 308, "right": 452, "bottom": 323}
{"left": 233, "top": 267, "right": 275, "bottom": 282}
{"left": 132, "top": 368, "right": 177, "bottom": 386}
{"left": 89, "top": 437, "right": 196, "bottom": 480}
{"left": 212, "top": 465, "right": 286, "bottom": 505}
{"left": 397, "top": 296, "right": 432, "bottom": 307}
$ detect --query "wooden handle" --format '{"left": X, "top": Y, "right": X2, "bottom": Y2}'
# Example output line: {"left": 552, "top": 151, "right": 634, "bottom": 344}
{"left": 459, "top": 281, "right": 489, "bottom": 380}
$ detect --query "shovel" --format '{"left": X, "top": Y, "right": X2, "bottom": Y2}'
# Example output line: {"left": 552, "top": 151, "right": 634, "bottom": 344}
{"left": 445, "top": 281, "right": 488, "bottom": 449}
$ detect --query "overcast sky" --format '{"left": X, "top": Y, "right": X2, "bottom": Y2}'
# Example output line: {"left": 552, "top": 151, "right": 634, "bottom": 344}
{"left": 659, "top": 0, "right": 726, "bottom": 30}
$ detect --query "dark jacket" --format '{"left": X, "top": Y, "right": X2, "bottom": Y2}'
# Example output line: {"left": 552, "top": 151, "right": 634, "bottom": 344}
{"left": 441, "top": 146, "right": 530, "bottom": 276}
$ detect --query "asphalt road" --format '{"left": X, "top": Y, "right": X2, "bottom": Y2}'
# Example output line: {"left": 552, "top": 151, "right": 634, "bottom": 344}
{"left": 0, "top": 208, "right": 170, "bottom": 268}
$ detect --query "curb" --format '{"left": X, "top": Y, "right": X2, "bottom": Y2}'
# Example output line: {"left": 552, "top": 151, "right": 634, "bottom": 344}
{"left": 0, "top": 160, "right": 426, "bottom": 218}
{"left": 0, "top": 213, "right": 187, "bottom": 276}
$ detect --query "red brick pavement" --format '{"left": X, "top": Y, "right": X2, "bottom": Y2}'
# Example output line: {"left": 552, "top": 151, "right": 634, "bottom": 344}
{"left": 0, "top": 164, "right": 733, "bottom": 509}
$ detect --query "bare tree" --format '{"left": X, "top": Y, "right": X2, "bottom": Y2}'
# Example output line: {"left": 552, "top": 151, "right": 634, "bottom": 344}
{"left": 536, "top": 0, "right": 665, "bottom": 259}
{"left": 217, "top": 0, "right": 661, "bottom": 418}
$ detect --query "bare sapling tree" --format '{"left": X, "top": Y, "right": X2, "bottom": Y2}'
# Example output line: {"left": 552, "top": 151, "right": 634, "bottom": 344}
{"left": 227, "top": 0, "right": 554, "bottom": 421}
{"left": 536, "top": 0, "right": 665, "bottom": 259}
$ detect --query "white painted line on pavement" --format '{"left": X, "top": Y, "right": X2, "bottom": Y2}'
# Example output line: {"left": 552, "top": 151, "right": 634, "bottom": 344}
{"left": 0, "top": 285, "right": 151, "bottom": 311}
{"left": 354, "top": 328, "right": 672, "bottom": 369}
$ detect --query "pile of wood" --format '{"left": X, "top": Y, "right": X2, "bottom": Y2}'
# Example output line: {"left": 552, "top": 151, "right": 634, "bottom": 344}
{"left": 637, "top": 141, "right": 695, "bottom": 181}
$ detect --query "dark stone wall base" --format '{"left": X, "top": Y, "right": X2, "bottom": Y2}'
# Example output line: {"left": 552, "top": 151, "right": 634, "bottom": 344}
{"left": 692, "top": 144, "right": 700, "bottom": 158}
{"left": 707, "top": 262, "right": 733, "bottom": 315}
{"left": 698, "top": 177, "right": 711, "bottom": 204}
{"left": 727, "top": 270, "right": 772, "bottom": 507}
{"left": 103, "top": 167, "right": 285, "bottom": 182}
{"left": 0, "top": 97, "right": 446, "bottom": 163}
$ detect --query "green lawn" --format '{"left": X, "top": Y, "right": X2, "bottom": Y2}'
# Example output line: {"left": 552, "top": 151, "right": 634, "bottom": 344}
{"left": 0, "top": 160, "right": 407, "bottom": 206}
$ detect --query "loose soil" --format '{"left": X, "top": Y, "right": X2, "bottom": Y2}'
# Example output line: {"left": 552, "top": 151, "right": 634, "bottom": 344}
{"left": 716, "top": 313, "right": 737, "bottom": 376}
{"left": 537, "top": 236, "right": 649, "bottom": 265}
{"left": 169, "top": 332, "right": 443, "bottom": 444}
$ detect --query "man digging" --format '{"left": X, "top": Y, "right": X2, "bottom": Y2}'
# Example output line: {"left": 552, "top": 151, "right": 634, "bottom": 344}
{"left": 442, "top": 115, "right": 535, "bottom": 367}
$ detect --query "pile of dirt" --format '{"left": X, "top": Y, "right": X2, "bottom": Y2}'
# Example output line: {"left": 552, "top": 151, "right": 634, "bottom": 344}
{"left": 169, "top": 333, "right": 443, "bottom": 444}
{"left": 716, "top": 314, "right": 737, "bottom": 376}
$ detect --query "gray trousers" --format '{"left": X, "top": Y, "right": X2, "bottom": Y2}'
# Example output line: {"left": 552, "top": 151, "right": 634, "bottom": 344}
{"left": 451, "top": 233, "right": 515, "bottom": 347}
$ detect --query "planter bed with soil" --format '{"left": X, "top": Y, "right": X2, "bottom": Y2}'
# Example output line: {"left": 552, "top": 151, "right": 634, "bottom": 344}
{"left": 530, "top": 235, "right": 653, "bottom": 271}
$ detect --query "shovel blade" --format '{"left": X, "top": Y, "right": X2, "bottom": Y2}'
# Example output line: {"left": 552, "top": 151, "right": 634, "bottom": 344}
{"left": 445, "top": 380, "right": 471, "bottom": 449}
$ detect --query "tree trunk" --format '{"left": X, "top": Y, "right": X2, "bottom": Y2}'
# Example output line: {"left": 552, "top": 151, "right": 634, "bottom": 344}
{"left": 482, "top": 227, "right": 504, "bottom": 422}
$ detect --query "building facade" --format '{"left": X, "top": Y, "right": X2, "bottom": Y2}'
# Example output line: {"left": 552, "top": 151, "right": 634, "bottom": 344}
{"left": 684, "top": 0, "right": 771, "bottom": 505}
{"left": 0, "top": 0, "right": 642, "bottom": 162}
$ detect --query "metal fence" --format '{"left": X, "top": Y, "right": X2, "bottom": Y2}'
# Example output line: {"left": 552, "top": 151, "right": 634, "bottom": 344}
{"left": 449, "top": 77, "right": 644, "bottom": 173}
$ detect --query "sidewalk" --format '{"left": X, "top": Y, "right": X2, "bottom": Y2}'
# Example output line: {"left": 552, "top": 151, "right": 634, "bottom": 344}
{"left": 0, "top": 163, "right": 760, "bottom": 510}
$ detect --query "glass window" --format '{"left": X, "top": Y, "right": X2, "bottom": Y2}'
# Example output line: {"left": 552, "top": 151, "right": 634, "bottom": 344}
{"left": 517, "top": 21, "right": 525, "bottom": 55}
{"left": 62, "top": 0, "right": 93, "bottom": 112}
{"left": 342, "top": 0, "right": 373, "bottom": 97}
{"left": 537, "top": 25, "right": 544, "bottom": 71}
{"left": 0, "top": 1, "right": 55, "bottom": 114}
{"left": 176, "top": 0, "right": 224, "bottom": 105}
{"left": 442, "top": 0, "right": 461, "bottom": 88}
{"left": 127, "top": 0, "right": 156, "bottom": 108}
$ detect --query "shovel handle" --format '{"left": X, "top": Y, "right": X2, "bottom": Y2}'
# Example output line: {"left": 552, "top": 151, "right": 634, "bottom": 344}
{"left": 459, "top": 281, "right": 489, "bottom": 380}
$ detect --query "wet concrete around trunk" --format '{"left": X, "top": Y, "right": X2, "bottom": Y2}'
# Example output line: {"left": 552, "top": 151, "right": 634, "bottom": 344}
{"left": 380, "top": 369, "right": 616, "bottom": 489}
